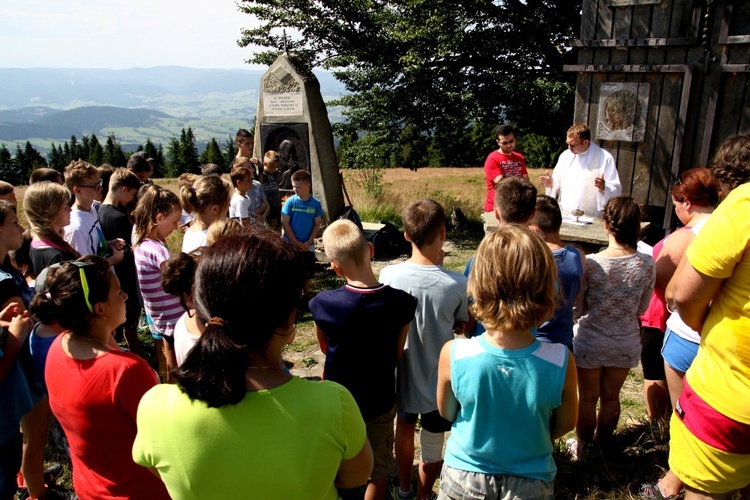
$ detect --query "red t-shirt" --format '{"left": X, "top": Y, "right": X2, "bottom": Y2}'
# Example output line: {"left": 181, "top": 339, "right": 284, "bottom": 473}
{"left": 483, "top": 151, "right": 528, "bottom": 212}
{"left": 45, "top": 336, "right": 170, "bottom": 500}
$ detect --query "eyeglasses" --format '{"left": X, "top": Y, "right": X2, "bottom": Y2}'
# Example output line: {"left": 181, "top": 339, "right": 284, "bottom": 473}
{"left": 78, "top": 181, "right": 103, "bottom": 190}
{"left": 48, "top": 260, "right": 95, "bottom": 313}
{"left": 566, "top": 142, "right": 581, "bottom": 147}
{"left": 498, "top": 139, "right": 516, "bottom": 146}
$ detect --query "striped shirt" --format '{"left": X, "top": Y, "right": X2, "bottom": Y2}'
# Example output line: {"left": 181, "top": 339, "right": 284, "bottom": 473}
{"left": 133, "top": 239, "right": 182, "bottom": 337}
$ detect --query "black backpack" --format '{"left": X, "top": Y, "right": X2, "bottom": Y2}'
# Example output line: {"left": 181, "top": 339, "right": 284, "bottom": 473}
{"left": 370, "top": 221, "right": 410, "bottom": 259}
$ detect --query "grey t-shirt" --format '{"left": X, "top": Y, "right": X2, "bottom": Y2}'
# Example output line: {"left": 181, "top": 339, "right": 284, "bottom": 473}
{"left": 380, "top": 261, "right": 469, "bottom": 413}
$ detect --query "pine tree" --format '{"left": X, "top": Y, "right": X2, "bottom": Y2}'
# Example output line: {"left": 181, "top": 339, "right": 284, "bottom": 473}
{"left": 47, "top": 144, "right": 67, "bottom": 172}
{"left": 164, "top": 137, "right": 182, "bottom": 178}
{"left": 179, "top": 128, "right": 200, "bottom": 174}
{"left": 103, "top": 133, "right": 127, "bottom": 167}
{"left": 224, "top": 136, "right": 238, "bottom": 169}
{"left": 199, "top": 137, "right": 226, "bottom": 171}
{"left": 0, "top": 145, "right": 22, "bottom": 185}
{"left": 88, "top": 134, "right": 104, "bottom": 166}
{"left": 143, "top": 139, "right": 164, "bottom": 177}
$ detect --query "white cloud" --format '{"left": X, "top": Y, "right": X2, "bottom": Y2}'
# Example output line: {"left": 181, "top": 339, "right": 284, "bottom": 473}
{"left": 0, "top": 0, "right": 265, "bottom": 69}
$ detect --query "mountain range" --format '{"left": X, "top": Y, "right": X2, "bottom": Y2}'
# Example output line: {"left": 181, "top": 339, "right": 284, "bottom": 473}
{"left": 0, "top": 67, "right": 347, "bottom": 152}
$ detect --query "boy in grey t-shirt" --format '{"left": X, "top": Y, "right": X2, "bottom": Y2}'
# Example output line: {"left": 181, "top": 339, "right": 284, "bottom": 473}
{"left": 379, "top": 199, "right": 469, "bottom": 500}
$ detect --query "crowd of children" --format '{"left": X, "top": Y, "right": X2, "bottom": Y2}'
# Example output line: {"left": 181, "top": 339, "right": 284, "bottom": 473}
{"left": 1, "top": 129, "right": 749, "bottom": 500}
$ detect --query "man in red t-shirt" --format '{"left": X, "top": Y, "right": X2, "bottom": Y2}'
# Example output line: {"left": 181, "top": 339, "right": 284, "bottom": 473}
{"left": 484, "top": 124, "right": 529, "bottom": 212}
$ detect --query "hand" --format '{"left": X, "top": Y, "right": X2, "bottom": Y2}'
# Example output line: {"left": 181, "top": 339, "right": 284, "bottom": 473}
{"left": 0, "top": 302, "right": 24, "bottom": 329}
{"left": 108, "top": 238, "right": 126, "bottom": 251}
{"left": 539, "top": 170, "right": 553, "bottom": 188}
{"left": 108, "top": 245, "right": 125, "bottom": 265}
{"left": 297, "top": 240, "right": 311, "bottom": 252}
{"left": 594, "top": 174, "right": 605, "bottom": 193}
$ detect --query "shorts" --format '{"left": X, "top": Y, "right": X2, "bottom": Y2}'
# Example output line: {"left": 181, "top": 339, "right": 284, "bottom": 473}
{"left": 640, "top": 326, "right": 666, "bottom": 380}
{"left": 661, "top": 328, "right": 699, "bottom": 374}
{"left": 669, "top": 382, "right": 750, "bottom": 493}
{"left": 438, "top": 465, "right": 553, "bottom": 500}
{"left": 397, "top": 409, "right": 452, "bottom": 433}
{"left": 0, "top": 432, "right": 23, "bottom": 499}
{"left": 367, "top": 406, "right": 397, "bottom": 480}
{"left": 301, "top": 249, "right": 317, "bottom": 279}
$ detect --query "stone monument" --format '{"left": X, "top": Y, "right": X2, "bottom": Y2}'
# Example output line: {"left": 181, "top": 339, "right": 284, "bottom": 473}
{"left": 254, "top": 53, "right": 344, "bottom": 222}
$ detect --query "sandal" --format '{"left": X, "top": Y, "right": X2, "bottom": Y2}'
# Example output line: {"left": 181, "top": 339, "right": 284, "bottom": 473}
{"left": 639, "top": 481, "right": 676, "bottom": 499}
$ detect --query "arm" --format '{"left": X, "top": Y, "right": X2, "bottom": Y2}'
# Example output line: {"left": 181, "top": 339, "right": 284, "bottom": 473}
{"left": 334, "top": 438, "right": 373, "bottom": 489}
{"left": 654, "top": 230, "right": 693, "bottom": 290}
{"left": 304, "top": 216, "right": 322, "bottom": 250}
{"left": 314, "top": 322, "right": 327, "bottom": 354}
{"left": 0, "top": 303, "right": 30, "bottom": 382}
{"left": 636, "top": 259, "right": 656, "bottom": 317}
{"left": 254, "top": 198, "right": 270, "bottom": 220}
{"left": 595, "top": 152, "right": 621, "bottom": 210}
{"left": 395, "top": 322, "right": 409, "bottom": 362}
{"left": 437, "top": 340, "right": 458, "bottom": 422}
{"left": 671, "top": 254, "right": 723, "bottom": 332}
{"left": 280, "top": 215, "right": 301, "bottom": 247}
{"left": 550, "top": 351, "right": 578, "bottom": 440}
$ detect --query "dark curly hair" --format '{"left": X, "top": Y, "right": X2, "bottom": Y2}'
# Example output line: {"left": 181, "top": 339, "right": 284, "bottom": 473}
{"left": 709, "top": 133, "right": 750, "bottom": 193}
{"left": 602, "top": 196, "right": 642, "bottom": 250}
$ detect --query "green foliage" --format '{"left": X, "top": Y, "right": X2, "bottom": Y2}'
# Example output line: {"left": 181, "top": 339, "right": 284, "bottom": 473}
{"left": 142, "top": 139, "right": 165, "bottom": 177}
{"left": 0, "top": 145, "right": 25, "bottom": 185}
{"left": 335, "top": 126, "right": 390, "bottom": 196}
{"left": 103, "top": 133, "right": 127, "bottom": 167}
{"left": 517, "top": 131, "right": 564, "bottom": 169}
{"left": 239, "top": 0, "right": 579, "bottom": 157}
{"left": 199, "top": 137, "right": 227, "bottom": 171}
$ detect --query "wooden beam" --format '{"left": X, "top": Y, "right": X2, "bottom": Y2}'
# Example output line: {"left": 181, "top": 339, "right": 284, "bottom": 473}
{"left": 564, "top": 64, "right": 690, "bottom": 72}
{"left": 664, "top": 66, "right": 693, "bottom": 229}
{"left": 725, "top": 35, "right": 750, "bottom": 45}
{"left": 721, "top": 64, "right": 750, "bottom": 72}
{"left": 568, "top": 37, "right": 694, "bottom": 47}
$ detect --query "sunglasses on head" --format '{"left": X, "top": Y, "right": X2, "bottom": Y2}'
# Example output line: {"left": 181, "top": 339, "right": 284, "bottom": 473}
{"left": 48, "top": 260, "right": 95, "bottom": 313}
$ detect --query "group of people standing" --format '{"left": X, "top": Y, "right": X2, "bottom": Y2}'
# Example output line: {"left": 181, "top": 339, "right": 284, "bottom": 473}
{"left": 483, "top": 126, "right": 750, "bottom": 499}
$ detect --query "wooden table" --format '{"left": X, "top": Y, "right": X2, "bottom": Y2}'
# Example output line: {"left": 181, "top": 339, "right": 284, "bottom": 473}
{"left": 482, "top": 212, "right": 649, "bottom": 252}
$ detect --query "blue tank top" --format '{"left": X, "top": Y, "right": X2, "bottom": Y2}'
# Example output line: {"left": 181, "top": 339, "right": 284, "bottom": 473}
{"left": 536, "top": 246, "right": 583, "bottom": 346}
{"left": 444, "top": 335, "right": 568, "bottom": 482}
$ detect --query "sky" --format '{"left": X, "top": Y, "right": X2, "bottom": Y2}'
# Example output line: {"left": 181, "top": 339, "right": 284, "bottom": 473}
{"left": 0, "top": 0, "right": 264, "bottom": 70}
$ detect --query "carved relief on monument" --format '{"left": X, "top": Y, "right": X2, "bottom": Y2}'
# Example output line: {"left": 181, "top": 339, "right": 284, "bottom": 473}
{"left": 596, "top": 82, "right": 650, "bottom": 142}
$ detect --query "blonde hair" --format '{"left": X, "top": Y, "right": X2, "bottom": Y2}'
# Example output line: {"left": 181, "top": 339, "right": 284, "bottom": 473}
{"left": 322, "top": 220, "right": 369, "bottom": 270}
{"left": 206, "top": 218, "right": 243, "bottom": 246}
{"left": 23, "top": 182, "right": 80, "bottom": 258}
{"left": 64, "top": 159, "right": 98, "bottom": 189}
{"left": 264, "top": 150, "right": 280, "bottom": 164}
{"left": 108, "top": 168, "right": 141, "bottom": 191}
{"left": 469, "top": 224, "right": 557, "bottom": 333}
{"left": 179, "top": 175, "right": 232, "bottom": 215}
{"left": 178, "top": 173, "right": 199, "bottom": 191}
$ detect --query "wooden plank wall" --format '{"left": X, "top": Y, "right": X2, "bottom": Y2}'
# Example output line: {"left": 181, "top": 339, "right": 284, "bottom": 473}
{"left": 571, "top": 0, "right": 750, "bottom": 225}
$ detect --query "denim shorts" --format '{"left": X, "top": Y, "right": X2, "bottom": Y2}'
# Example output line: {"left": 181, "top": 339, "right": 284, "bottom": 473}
{"left": 438, "top": 465, "right": 554, "bottom": 500}
{"left": 661, "top": 328, "right": 699, "bottom": 374}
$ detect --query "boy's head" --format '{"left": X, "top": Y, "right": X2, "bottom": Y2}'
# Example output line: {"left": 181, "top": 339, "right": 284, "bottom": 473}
{"left": 264, "top": 150, "right": 280, "bottom": 171}
{"left": 493, "top": 176, "right": 537, "bottom": 225}
{"left": 322, "top": 220, "right": 371, "bottom": 274}
{"left": 291, "top": 169, "right": 312, "bottom": 198}
{"left": 201, "top": 163, "right": 223, "bottom": 176}
{"left": 29, "top": 168, "right": 64, "bottom": 185}
{"left": 0, "top": 181, "right": 16, "bottom": 204}
{"left": 495, "top": 124, "right": 516, "bottom": 155}
{"left": 127, "top": 152, "right": 151, "bottom": 183}
{"left": 230, "top": 165, "right": 254, "bottom": 192}
{"left": 403, "top": 199, "right": 445, "bottom": 249}
{"left": 235, "top": 128, "right": 254, "bottom": 157}
{"left": 530, "top": 195, "right": 562, "bottom": 241}
{"left": 64, "top": 160, "right": 102, "bottom": 206}
{"left": 108, "top": 168, "right": 142, "bottom": 205}
{"left": 469, "top": 224, "right": 557, "bottom": 333}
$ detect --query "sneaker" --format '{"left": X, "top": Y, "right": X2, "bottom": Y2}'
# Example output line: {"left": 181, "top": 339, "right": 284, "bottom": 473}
{"left": 388, "top": 482, "right": 415, "bottom": 500}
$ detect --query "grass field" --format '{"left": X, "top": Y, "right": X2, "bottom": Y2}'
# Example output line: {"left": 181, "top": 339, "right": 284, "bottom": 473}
{"left": 12, "top": 167, "right": 678, "bottom": 499}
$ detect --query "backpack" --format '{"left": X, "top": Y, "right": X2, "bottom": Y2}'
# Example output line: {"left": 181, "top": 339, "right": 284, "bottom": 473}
{"left": 370, "top": 221, "right": 410, "bottom": 259}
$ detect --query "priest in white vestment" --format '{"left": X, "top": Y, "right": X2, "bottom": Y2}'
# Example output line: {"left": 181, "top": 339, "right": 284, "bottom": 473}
{"left": 540, "top": 124, "right": 621, "bottom": 217}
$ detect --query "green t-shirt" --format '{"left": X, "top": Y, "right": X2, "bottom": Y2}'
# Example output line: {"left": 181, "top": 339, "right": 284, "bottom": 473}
{"left": 133, "top": 377, "right": 366, "bottom": 499}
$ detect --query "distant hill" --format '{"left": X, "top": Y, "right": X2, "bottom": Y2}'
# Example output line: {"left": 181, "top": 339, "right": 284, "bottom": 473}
{"left": 0, "top": 66, "right": 348, "bottom": 151}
